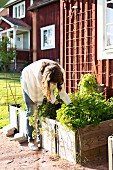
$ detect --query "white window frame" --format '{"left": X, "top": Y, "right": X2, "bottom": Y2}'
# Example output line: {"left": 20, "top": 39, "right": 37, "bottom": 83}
{"left": 13, "top": 1, "right": 25, "bottom": 19}
{"left": 40, "top": 25, "right": 55, "bottom": 50}
{"left": 97, "top": 0, "right": 113, "bottom": 59}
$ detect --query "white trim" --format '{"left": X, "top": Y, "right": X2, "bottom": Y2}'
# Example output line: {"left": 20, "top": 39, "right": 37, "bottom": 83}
{"left": 28, "top": 31, "right": 30, "bottom": 49}
{"left": 0, "top": 28, "right": 14, "bottom": 34}
{"left": 97, "top": 0, "right": 113, "bottom": 60}
{"left": 30, "top": 0, "right": 33, "bottom": 6}
{"left": 0, "top": 16, "right": 14, "bottom": 27}
{"left": 4, "top": 0, "right": 22, "bottom": 8}
{"left": 13, "top": 1, "right": 25, "bottom": 19}
{"left": 13, "top": 28, "right": 16, "bottom": 47}
{"left": 40, "top": 24, "right": 55, "bottom": 50}
{"left": 108, "top": 136, "right": 113, "bottom": 170}
{"left": 97, "top": 0, "right": 105, "bottom": 60}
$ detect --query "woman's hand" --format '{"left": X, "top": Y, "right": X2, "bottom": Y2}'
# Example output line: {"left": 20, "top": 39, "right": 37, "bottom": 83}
{"left": 54, "top": 100, "right": 59, "bottom": 105}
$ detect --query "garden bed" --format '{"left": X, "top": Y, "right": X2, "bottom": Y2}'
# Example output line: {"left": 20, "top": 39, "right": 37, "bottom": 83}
{"left": 40, "top": 118, "right": 113, "bottom": 163}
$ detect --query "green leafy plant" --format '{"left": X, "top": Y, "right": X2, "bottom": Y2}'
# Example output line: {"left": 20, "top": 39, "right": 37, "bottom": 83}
{"left": 37, "top": 97, "right": 62, "bottom": 121}
{"left": 56, "top": 92, "right": 113, "bottom": 130}
{"left": 0, "top": 37, "right": 16, "bottom": 71}
{"left": 37, "top": 73, "right": 113, "bottom": 130}
{"left": 78, "top": 74, "right": 98, "bottom": 94}
{"left": 56, "top": 74, "right": 113, "bottom": 130}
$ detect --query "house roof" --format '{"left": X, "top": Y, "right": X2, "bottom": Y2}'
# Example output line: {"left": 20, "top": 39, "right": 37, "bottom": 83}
{"left": 0, "top": 16, "right": 31, "bottom": 29}
{"left": 28, "top": 0, "right": 58, "bottom": 11}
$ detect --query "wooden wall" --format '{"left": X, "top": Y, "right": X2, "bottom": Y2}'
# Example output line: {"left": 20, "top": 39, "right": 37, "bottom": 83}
{"left": 60, "top": 0, "right": 113, "bottom": 98}
{"left": 33, "top": 1, "right": 60, "bottom": 62}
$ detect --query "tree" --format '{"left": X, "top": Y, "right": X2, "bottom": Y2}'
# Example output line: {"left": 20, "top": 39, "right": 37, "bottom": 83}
{"left": 0, "top": 37, "right": 16, "bottom": 71}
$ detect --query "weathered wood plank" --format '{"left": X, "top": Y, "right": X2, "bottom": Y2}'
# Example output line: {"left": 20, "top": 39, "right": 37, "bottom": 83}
{"left": 77, "top": 119, "right": 113, "bottom": 151}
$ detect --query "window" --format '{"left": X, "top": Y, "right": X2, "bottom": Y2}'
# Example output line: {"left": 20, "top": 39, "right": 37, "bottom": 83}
{"left": 40, "top": 25, "right": 55, "bottom": 50}
{"left": 13, "top": 1, "right": 25, "bottom": 19}
{"left": 97, "top": 0, "right": 113, "bottom": 59}
{"left": 106, "top": 1, "right": 113, "bottom": 49}
{"left": 16, "top": 34, "right": 23, "bottom": 49}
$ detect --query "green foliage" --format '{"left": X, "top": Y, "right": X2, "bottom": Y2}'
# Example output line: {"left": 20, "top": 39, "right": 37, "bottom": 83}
{"left": 0, "top": 37, "right": 16, "bottom": 71}
{"left": 78, "top": 74, "right": 98, "bottom": 94}
{"left": 36, "top": 73, "right": 113, "bottom": 130}
{"left": 38, "top": 97, "right": 62, "bottom": 120}
{"left": 56, "top": 92, "right": 113, "bottom": 130}
{"left": 56, "top": 73, "right": 113, "bottom": 130}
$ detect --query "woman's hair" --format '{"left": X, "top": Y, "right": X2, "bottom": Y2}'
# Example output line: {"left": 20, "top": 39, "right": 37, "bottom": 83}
{"left": 40, "top": 61, "right": 64, "bottom": 101}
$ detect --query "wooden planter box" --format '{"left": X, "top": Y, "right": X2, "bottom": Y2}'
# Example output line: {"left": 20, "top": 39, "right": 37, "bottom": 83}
{"left": 40, "top": 118, "right": 113, "bottom": 163}
{"left": 56, "top": 122, "right": 76, "bottom": 163}
{"left": 8, "top": 106, "right": 113, "bottom": 163}
{"left": 76, "top": 119, "right": 113, "bottom": 163}
{"left": 41, "top": 118, "right": 56, "bottom": 154}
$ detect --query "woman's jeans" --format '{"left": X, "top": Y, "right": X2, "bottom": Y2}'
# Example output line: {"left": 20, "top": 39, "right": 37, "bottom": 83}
{"left": 22, "top": 90, "right": 37, "bottom": 143}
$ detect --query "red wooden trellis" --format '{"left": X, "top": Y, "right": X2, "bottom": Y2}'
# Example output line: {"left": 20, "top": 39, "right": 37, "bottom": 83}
{"left": 60, "top": 0, "right": 113, "bottom": 98}
{"left": 60, "top": 0, "right": 97, "bottom": 93}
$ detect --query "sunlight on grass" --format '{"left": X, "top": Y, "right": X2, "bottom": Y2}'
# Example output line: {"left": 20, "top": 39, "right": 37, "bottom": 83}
{"left": 0, "top": 72, "right": 24, "bottom": 128}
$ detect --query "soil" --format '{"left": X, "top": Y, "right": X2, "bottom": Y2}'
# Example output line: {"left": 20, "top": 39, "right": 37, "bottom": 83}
{"left": 0, "top": 129, "right": 108, "bottom": 170}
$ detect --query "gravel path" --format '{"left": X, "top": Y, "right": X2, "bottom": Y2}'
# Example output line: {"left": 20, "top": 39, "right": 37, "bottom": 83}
{"left": 0, "top": 130, "right": 108, "bottom": 170}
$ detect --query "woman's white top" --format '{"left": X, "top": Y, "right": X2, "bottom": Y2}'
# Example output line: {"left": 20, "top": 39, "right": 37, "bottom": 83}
{"left": 21, "top": 59, "right": 71, "bottom": 104}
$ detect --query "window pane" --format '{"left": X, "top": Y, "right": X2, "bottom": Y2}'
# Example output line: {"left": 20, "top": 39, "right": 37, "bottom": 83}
{"left": 18, "top": 6, "right": 20, "bottom": 17}
{"left": 21, "top": 4, "right": 24, "bottom": 16}
{"left": 15, "top": 7, "right": 17, "bottom": 18}
{"left": 106, "top": 25, "right": 113, "bottom": 46}
{"left": 106, "top": 2, "right": 113, "bottom": 24}
{"left": 106, "top": 1, "right": 113, "bottom": 48}
{"left": 43, "top": 30, "right": 48, "bottom": 47}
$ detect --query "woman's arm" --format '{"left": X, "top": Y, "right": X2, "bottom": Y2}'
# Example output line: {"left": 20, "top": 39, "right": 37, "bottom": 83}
{"left": 58, "top": 84, "right": 71, "bottom": 104}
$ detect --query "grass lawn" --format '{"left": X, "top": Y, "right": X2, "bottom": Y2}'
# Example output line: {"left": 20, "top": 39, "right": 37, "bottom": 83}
{"left": 0, "top": 72, "right": 24, "bottom": 128}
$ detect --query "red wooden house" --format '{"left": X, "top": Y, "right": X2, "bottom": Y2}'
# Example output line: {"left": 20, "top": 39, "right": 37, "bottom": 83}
{"left": 0, "top": 0, "right": 60, "bottom": 71}
{"left": 1, "top": 0, "right": 113, "bottom": 98}
{"left": 0, "top": 0, "right": 33, "bottom": 71}
{"left": 28, "top": 0, "right": 113, "bottom": 98}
